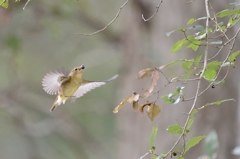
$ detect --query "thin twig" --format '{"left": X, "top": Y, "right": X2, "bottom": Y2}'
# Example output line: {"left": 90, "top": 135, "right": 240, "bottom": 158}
{"left": 141, "top": 0, "right": 163, "bottom": 22}
{"left": 206, "top": 28, "right": 240, "bottom": 61}
{"left": 76, "top": 0, "right": 129, "bottom": 36}
{"left": 140, "top": 152, "right": 149, "bottom": 159}
{"left": 208, "top": 2, "right": 229, "bottom": 40}
{"left": 156, "top": 69, "right": 170, "bottom": 83}
{"left": 185, "top": 0, "right": 195, "bottom": 4}
{"left": 23, "top": 0, "right": 31, "bottom": 10}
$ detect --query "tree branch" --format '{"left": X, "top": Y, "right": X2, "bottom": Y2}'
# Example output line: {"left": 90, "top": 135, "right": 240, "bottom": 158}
{"left": 163, "top": 0, "right": 210, "bottom": 157}
{"left": 76, "top": 0, "right": 129, "bottom": 36}
{"left": 141, "top": 0, "right": 163, "bottom": 22}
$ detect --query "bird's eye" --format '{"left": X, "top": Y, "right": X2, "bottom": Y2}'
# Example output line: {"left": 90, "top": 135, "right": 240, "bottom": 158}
{"left": 75, "top": 68, "right": 78, "bottom": 71}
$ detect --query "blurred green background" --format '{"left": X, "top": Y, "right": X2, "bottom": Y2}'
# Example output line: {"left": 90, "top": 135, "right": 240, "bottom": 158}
{"left": 0, "top": 1, "right": 121, "bottom": 159}
{"left": 0, "top": 1, "right": 239, "bottom": 159}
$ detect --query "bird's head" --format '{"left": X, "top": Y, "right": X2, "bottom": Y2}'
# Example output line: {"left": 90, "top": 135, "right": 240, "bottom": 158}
{"left": 69, "top": 64, "right": 85, "bottom": 77}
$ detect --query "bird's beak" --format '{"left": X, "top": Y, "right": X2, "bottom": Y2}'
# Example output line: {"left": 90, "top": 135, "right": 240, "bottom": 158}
{"left": 81, "top": 64, "right": 85, "bottom": 69}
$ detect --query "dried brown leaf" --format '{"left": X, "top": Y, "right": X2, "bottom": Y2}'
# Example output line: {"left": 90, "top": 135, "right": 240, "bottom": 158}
{"left": 138, "top": 68, "right": 155, "bottom": 79}
{"left": 138, "top": 102, "right": 153, "bottom": 113}
{"left": 159, "top": 65, "right": 166, "bottom": 70}
{"left": 144, "top": 70, "right": 160, "bottom": 97}
{"left": 113, "top": 97, "right": 130, "bottom": 113}
{"left": 113, "top": 92, "right": 140, "bottom": 113}
{"left": 147, "top": 104, "right": 161, "bottom": 121}
{"left": 127, "top": 92, "right": 140, "bottom": 103}
{"left": 132, "top": 101, "right": 139, "bottom": 111}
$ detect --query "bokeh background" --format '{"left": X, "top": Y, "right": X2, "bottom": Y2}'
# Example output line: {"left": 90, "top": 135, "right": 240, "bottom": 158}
{"left": 0, "top": 0, "right": 239, "bottom": 159}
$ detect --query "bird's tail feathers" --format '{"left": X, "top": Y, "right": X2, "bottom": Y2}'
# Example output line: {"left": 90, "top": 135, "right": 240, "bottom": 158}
{"left": 50, "top": 95, "right": 62, "bottom": 112}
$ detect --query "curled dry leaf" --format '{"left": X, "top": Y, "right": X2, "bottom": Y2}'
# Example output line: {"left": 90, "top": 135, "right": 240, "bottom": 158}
{"left": 113, "top": 97, "right": 129, "bottom": 113}
{"left": 144, "top": 70, "right": 160, "bottom": 97}
{"left": 113, "top": 92, "right": 140, "bottom": 113}
{"left": 138, "top": 68, "right": 155, "bottom": 79}
{"left": 132, "top": 101, "right": 138, "bottom": 110}
{"left": 138, "top": 102, "right": 153, "bottom": 113}
{"left": 128, "top": 92, "right": 140, "bottom": 103}
{"left": 147, "top": 103, "right": 161, "bottom": 121}
{"left": 159, "top": 65, "right": 166, "bottom": 70}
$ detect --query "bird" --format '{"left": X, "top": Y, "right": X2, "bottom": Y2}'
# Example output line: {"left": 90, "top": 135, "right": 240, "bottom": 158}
{"left": 42, "top": 64, "right": 118, "bottom": 111}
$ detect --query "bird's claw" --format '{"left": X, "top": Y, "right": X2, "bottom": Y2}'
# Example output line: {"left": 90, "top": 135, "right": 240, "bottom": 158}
{"left": 70, "top": 96, "right": 77, "bottom": 103}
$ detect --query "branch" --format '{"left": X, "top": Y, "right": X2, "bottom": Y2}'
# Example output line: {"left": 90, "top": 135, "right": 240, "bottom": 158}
{"left": 163, "top": 0, "right": 210, "bottom": 157}
{"left": 141, "top": 0, "right": 163, "bottom": 22}
{"left": 76, "top": 0, "right": 129, "bottom": 36}
{"left": 23, "top": 0, "right": 31, "bottom": 10}
{"left": 206, "top": 27, "right": 240, "bottom": 61}
{"left": 184, "top": 27, "right": 240, "bottom": 102}
{"left": 185, "top": 0, "right": 195, "bottom": 4}
{"left": 208, "top": 2, "right": 229, "bottom": 41}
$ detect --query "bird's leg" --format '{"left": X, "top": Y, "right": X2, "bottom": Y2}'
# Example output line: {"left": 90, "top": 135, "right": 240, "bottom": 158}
{"left": 65, "top": 96, "right": 77, "bottom": 102}
{"left": 71, "top": 96, "right": 77, "bottom": 102}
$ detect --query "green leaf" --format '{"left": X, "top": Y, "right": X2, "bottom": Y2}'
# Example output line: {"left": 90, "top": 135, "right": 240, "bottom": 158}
{"left": 181, "top": 61, "right": 193, "bottom": 71}
{"left": 221, "top": 62, "right": 231, "bottom": 67}
{"left": 187, "top": 17, "right": 207, "bottom": 25}
{"left": 216, "top": 9, "right": 240, "bottom": 18}
{"left": 203, "top": 61, "right": 222, "bottom": 81}
{"left": 194, "top": 54, "right": 203, "bottom": 67}
{"left": 167, "top": 124, "right": 183, "bottom": 134}
{"left": 183, "top": 70, "right": 194, "bottom": 81}
{"left": 208, "top": 28, "right": 213, "bottom": 33}
{"left": 0, "top": 0, "right": 8, "bottom": 8}
{"left": 156, "top": 154, "right": 166, "bottom": 159}
{"left": 171, "top": 39, "right": 187, "bottom": 53}
{"left": 161, "top": 95, "right": 175, "bottom": 104}
{"left": 188, "top": 25, "right": 205, "bottom": 31}
{"left": 185, "top": 38, "right": 201, "bottom": 51}
{"left": 195, "top": 32, "right": 207, "bottom": 40}
{"left": 187, "top": 18, "right": 195, "bottom": 25}
{"left": 186, "top": 118, "right": 195, "bottom": 130}
{"left": 227, "top": 15, "right": 240, "bottom": 28}
{"left": 176, "top": 86, "right": 185, "bottom": 93}
{"left": 190, "top": 109, "right": 198, "bottom": 118}
{"left": 177, "top": 157, "right": 184, "bottom": 159}
{"left": 149, "top": 126, "right": 158, "bottom": 150}
{"left": 228, "top": 50, "right": 240, "bottom": 62}
{"left": 230, "top": 2, "right": 240, "bottom": 7}
{"left": 190, "top": 41, "right": 201, "bottom": 51}
{"left": 204, "top": 130, "right": 219, "bottom": 158}
{"left": 173, "top": 96, "right": 181, "bottom": 104}
{"left": 197, "top": 17, "right": 208, "bottom": 21}
{"left": 203, "top": 99, "right": 235, "bottom": 107}
{"left": 203, "top": 69, "right": 216, "bottom": 81}
{"left": 212, "top": 80, "right": 224, "bottom": 85}
{"left": 210, "top": 40, "right": 222, "bottom": 45}
{"left": 218, "top": 22, "right": 224, "bottom": 26}
{"left": 166, "top": 28, "right": 186, "bottom": 37}
{"left": 161, "top": 87, "right": 184, "bottom": 104}
{"left": 185, "top": 136, "right": 206, "bottom": 152}
{"left": 206, "top": 61, "right": 222, "bottom": 70}
{"left": 164, "top": 60, "right": 181, "bottom": 67}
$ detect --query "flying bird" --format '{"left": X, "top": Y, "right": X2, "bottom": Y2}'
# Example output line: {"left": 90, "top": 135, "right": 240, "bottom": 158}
{"left": 42, "top": 64, "right": 118, "bottom": 111}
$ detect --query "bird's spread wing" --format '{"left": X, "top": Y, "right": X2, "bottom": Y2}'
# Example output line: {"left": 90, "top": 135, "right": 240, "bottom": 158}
{"left": 72, "top": 74, "right": 118, "bottom": 100}
{"left": 42, "top": 70, "right": 69, "bottom": 95}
